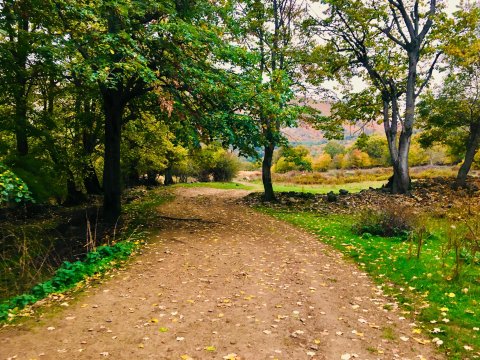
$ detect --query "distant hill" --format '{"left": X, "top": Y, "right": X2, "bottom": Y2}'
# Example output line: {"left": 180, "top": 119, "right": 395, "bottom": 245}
{"left": 282, "top": 101, "right": 384, "bottom": 148}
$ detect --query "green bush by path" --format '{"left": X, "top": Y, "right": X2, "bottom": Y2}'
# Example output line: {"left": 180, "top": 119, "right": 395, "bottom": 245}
{"left": 259, "top": 208, "right": 480, "bottom": 359}
{"left": 0, "top": 240, "right": 138, "bottom": 322}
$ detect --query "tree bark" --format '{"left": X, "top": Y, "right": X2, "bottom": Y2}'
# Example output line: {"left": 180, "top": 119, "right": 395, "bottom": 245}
{"left": 14, "top": 92, "right": 29, "bottom": 156}
{"left": 84, "top": 162, "right": 103, "bottom": 194}
{"left": 455, "top": 121, "right": 480, "bottom": 188}
{"left": 13, "top": 16, "right": 30, "bottom": 156}
{"left": 102, "top": 93, "right": 125, "bottom": 223}
{"left": 262, "top": 143, "right": 275, "bottom": 201}
{"left": 164, "top": 166, "right": 174, "bottom": 185}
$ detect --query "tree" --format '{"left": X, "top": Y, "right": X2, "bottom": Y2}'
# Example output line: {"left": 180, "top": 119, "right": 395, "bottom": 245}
{"left": 323, "top": 140, "right": 345, "bottom": 158}
{"left": 55, "top": 0, "right": 241, "bottom": 221}
{"left": 419, "top": 3, "right": 480, "bottom": 188}
{"left": 355, "top": 134, "right": 390, "bottom": 166}
{"left": 274, "top": 145, "right": 313, "bottom": 173}
{"left": 306, "top": 0, "right": 442, "bottom": 193}
{"left": 235, "top": 0, "right": 309, "bottom": 201}
{"left": 313, "top": 153, "right": 332, "bottom": 171}
{"left": 0, "top": 1, "right": 55, "bottom": 156}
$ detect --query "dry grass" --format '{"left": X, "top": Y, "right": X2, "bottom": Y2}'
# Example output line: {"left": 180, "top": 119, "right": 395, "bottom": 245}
{"left": 237, "top": 165, "right": 462, "bottom": 186}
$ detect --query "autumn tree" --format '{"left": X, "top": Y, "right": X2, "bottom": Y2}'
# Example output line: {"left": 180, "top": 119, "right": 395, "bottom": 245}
{"left": 234, "top": 0, "right": 309, "bottom": 201}
{"left": 306, "top": 0, "right": 443, "bottom": 193}
{"left": 419, "top": 3, "right": 480, "bottom": 188}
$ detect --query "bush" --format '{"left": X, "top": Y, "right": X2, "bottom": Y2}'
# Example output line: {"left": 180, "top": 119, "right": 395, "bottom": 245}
{"left": 274, "top": 146, "right": 313, "bottom": 173}
{"left": 0, "top": 163, "right": 35, "bottom": 205}
{"left": 212, "top": 152, "right": 240, "bottom": 182}
{"left": 312, "top": 154, "right": 332, "bottom": 172}
{"left": 353, "top": 204, "right": 416, "bottom": 237}
{"left": 192, "top": 145, "right": 240, "bottom": 182}
{"left": 345, "top": 149, "right": 372, "bottom": 168}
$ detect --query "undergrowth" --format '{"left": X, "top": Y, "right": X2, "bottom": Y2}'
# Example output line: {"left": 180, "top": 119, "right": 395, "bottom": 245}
{"left": 0, "top": 186, "right": 172, "bottom": 323}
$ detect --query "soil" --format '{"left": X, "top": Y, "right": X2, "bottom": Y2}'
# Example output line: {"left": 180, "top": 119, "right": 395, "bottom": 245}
{"left": 1, "top": 187, "right": 444, "bottom": 360}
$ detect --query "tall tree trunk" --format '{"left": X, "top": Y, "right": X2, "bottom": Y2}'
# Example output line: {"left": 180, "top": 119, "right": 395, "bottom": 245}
{"left": 164, "top": 166, "right": 174, "bottom": 185}
{"left": 102, "top": 94, "right": 124, "bottom": 223}
{"left": 84, "top": 162, "right": 103, "bottom": 194}
{"left": 391, "top": 130, "right": 412, "bottom": 194}
{"left": 14, "top": 92, "right": 29, "bottom": 156}
{"left": 455, "top": 121, "right": 480, "bottom": 188}
{"left": 262, "top": 143, "right": 275, "bottom": 201}
{"left": 13, "top": 17, "right": 30, "bottom": 157}
{"left": 65, "top": 170, "right": 86, "bottom": 205}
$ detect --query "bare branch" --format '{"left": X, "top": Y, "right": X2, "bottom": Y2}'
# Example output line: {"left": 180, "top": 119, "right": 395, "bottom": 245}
{"left": 415, "top": 51, "right": 442, "bottom": 98}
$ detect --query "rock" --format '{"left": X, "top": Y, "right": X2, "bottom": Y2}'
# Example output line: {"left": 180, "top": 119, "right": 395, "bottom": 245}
{"left": 326, "top": 191, "right": 337, "bottom": 202}
{"left": 339, "top": 189, "right": 349, "bottom": 196}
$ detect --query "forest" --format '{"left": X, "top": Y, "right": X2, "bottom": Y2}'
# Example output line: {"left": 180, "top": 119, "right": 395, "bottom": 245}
{"left": 1, "top": 0, "right": 480, "bottom": 359}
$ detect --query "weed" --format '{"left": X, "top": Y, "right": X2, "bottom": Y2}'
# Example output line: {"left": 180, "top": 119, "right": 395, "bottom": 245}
{"left": 382, "top": 327, "right": 396, "bottom": 340}
{"left": 353, "top": 204, "right": 416, "bottom": 237}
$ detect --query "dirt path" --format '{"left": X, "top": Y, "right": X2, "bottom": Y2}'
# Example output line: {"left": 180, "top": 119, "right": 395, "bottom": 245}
{"left": 1, "top": 188, "right": 443, "bottom": 360}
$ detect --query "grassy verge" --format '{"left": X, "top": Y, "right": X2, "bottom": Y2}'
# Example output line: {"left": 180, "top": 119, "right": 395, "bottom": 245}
{"left": 258, "top": 208, "right": 480, "bottom": 359}
{"left": 271, "top": 180, "right": 385, "bottom": 194}
{"left": 0, "top": 187, "right": 172, "bottom": 323}
{"left": 172, "top": 182, "right": 254, "bottom": 190}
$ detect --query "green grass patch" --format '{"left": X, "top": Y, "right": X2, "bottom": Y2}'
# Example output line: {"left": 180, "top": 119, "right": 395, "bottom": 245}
{"left": 241, "top": 180, "right": 385, "bottom": 194}
{"left": 259, "top": 208, "right": 480, "bottom": 359}
{"left": 173, "top": 182, "right": 254, "bottom": 190}
{"left": 272, "top": 180, "right": 385, "bottom": 194}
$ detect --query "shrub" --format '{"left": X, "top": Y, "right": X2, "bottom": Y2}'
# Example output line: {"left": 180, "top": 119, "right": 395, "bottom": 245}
{"left": 192, "top": 145, "right": 240, "bottom": 182}
{"left": 212, "top": 152, "right": 240, "bottom": 182}
{"left": 274, "top": 146, "right": 313, "bottom": 173}
{"left": 312, "top": 153, "right": 332, "bottom": 172}
{"left": 0, "top": 163, "right": 35, "bottom": 205}
{"left": 345, "top": 149, "right": 372, "bottom": 168}
{"left": 353, "top": 204, "right": 416, "bottom": 237}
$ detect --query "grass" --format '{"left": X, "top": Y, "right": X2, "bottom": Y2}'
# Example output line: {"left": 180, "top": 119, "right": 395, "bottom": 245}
{"left": 173, "top": 182, "right": 255, "bottom": 190}
{"left": 271, "top": 180, "right": 385, "bottom": 194}
{"left": 174, "top": 179, "right": 384, "bottom": 194}
{"left": 239, "top": 179, "right": 385, "bottom": 194}
{"left": 258, "top": 208, "right": 480, "bottom": 359}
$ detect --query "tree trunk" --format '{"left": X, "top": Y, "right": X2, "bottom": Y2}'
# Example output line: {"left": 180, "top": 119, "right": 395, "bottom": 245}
{"left": 102, "top": 95, "right": 124, "bottom": 223}
{"left": 84, "top": 162, "right": 103, "bottom": 194}
{"left": 65, "top": 175, "right": 86, "bottom": 205}
{"left": 164, "top": 167, "right": 174, "bottom": 186}
{"left": 262, "top": 143, "right": 275, "bottom": 201}
{"left": 455, "top": 121, "right": 480, "bottom": 188}
{"left": 14, "top": 88, "right": 29, "bottom": 156}
{"left": 391, "top": 130, "right": 412, "bottom": 194}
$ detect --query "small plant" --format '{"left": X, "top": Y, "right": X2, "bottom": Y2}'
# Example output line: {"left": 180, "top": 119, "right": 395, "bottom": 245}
{"left": 353, "top": 204, "right": 416, "bottom": 237}
{"left": 440, "top": 206, "right": 480, "bottom": 278}
{"left": 0, "top": 163, "right": 34, "bottom": 205}
{"left": 0, "top": 239, "right": 140, "bottom": 322}
{"left": 408, "top": 223, "right": 431, "bottom": 259}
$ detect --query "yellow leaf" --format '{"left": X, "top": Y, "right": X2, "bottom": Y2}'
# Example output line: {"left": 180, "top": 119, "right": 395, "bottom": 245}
{"left": 447, "top": 293, "right": 455, "bottom": 298}
{"left": 204, "top": 345, "right": 216, "bottom": 352}
{"left": 412, "top": 328, "right": 422, "bottom": 334}
{"left": 150, "top": 318, "right": 159, "bottom": 323}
